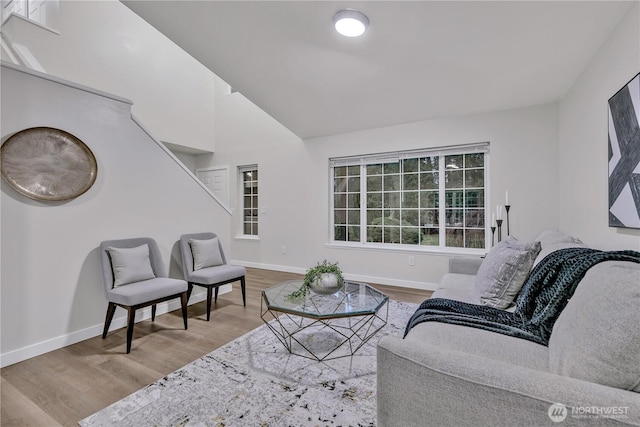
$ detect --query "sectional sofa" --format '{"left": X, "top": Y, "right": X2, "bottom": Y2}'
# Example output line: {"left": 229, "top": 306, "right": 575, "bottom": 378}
{"left": 377, "top": 230, "right": 640, "bottom": 426}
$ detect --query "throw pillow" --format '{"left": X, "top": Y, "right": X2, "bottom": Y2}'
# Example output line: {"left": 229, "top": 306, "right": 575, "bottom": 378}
{"left": 549, "top": 261, "right": 640, "bottom": 392}
{"left": 189, "top": 237, "right": 224, "bottom": 270}
{"left": 474, "top": 236, "right": 542, "bottom": 309}
{"left": 532, "top": 229, "right": 585, "bottom": 266}
{"left": 534, "top": 229, "right": 583, "bottom": 247}
{"left": 107, "top": 244, "right": 156, "bottom": 287}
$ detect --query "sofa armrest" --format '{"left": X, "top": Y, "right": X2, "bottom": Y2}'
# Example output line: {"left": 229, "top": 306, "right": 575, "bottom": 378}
{"left": 377, "top": 335, "right": 640, "bottom": 427}
{"left": 448, "top": 257, "right": 483, "bottom": 275}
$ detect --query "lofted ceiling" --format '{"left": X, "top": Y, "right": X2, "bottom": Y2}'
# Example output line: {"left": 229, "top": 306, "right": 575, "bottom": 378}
{"left": 122, "top": 1, "right": 635, "bottom": 139}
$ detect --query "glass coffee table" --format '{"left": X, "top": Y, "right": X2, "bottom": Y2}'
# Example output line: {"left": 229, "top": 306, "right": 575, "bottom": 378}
{"left": 260, "top": 280, "right": 388, "bottom": 361}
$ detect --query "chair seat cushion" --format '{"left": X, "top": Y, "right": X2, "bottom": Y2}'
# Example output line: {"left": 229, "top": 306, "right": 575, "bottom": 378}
{"left": 107, "top": 277, "right": 188, "bottom": 306}
{"left": 189, "top": 264, "right": 246, "bottom": 285}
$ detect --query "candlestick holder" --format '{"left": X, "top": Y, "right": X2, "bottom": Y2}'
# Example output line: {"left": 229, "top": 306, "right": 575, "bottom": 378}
{"left": 496, "top": 219, "right": 503, "bottom": 242}
{"left": 491, "top": 226, "right": 496, "bottom": 247}
{"left": 505, "top": 205, "right": 511, "bottom": 236}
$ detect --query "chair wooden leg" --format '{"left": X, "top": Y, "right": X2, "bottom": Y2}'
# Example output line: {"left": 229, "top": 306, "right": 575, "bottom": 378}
{"left": 206, "top": 287, "right": 213, "bottom": 321}
{"left": 187, "top": 283, "right": 194, "bottom": 301}
{"left": 126, "top": 307, "right": 136, "bottom": 354}
{"left": 214, "top": 286, "right": 219, "bottom": 303}
{"left": 102, "top": 302, "right": 117, "bottom": 339}
{"left": 151, "top": 304, "right": 157, "bottom": 321}
{"left": 240, "top": 276, "right": 246, "bottom": 306}
{"left": 180, "top": 291, "right": 188, "bottom": 330}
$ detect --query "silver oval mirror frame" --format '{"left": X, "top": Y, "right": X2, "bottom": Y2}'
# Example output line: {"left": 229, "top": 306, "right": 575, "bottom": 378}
{"left": 1, "top": 127, "right": 98, "bottom": 202}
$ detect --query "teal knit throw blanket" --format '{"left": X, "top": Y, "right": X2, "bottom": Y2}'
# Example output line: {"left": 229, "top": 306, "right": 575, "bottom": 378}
{"left": 404, "top": 248, "right": 640, "bottom": 345}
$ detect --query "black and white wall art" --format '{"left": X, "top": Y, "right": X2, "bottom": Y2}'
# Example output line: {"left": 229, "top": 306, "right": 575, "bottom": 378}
{"left": 608, "top": 72, "right": 640, "bottom": 229}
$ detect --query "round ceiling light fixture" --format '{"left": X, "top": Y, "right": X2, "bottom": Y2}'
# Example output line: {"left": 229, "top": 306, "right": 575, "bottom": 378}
{"left": 333, "top": 9, "right": 369, "bottom": 37}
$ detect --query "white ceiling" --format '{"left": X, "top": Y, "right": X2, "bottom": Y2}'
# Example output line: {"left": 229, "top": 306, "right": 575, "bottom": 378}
{"left": 122, "top": 1, "right": 635, "bottom": 139}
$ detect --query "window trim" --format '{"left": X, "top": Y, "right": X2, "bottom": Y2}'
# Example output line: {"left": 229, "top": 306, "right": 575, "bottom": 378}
{"left": 329, "top": 143, "right": 489, "bottom": 254}
{"left": 238, "top": 164, "right": 259, "bottom": 237}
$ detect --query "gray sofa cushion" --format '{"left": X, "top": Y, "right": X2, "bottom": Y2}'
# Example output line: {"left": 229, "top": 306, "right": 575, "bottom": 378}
{"left": 448, "top": 257, "right": 483, "bottom": 275}
{"left": 532, "top": 230, "right": 585, "bottom": 266}
{"left": 405, "top": 321, "right": 549, "bottom": 371}
{"left": 435, "top": 273, "right": 479, "bottom": 304}
{"left": 534, "top": 229, "right": 583, "bottom": 247}
{"left": 431, "top": 287, "right": 479, "bottom": 305}
{"left": 474, "top": 236, "right": 541, "bottom": 309}
{"left": 533, "top": 229, "right": 585, "bottom": 266}
{"left": 438, "top": 272, "right": 477, "bottom": 291}
{"left": 549, "top": 261, "right": 640, "bottom": 392}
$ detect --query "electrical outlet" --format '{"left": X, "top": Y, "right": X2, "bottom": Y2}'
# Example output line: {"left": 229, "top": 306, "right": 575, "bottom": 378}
{"left": 408, "top": 256, "right": 415, "bottom": 266}
{"left": 281, "top": 246, "right": 286, "bottom": 255}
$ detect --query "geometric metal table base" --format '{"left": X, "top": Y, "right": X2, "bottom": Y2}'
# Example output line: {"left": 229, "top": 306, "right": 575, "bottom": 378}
{"left": 260, "top": 281, "right": 389, "bottom": 361}
{"left": 261, "top": 301, "right": 388, "bottom": 361}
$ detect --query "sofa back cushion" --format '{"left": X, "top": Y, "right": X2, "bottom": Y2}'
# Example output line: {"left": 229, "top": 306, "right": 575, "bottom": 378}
{"left": 548, "top": 261, "right": 640, "bottom": 392}
{"left": 474, "top": 236, "right": 541, "bottom": 309}
{"left": 532, "top": 229, "right": 585, "bottom": 266}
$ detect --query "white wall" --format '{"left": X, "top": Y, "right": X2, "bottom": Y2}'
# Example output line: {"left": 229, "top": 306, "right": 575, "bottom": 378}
{"left": 172, "top": 150, "right": 198, "bottom": 174}
{"left": 204, "top": 3, "right": 640, "bottom": 290}
{"left": 0, "top": 0, "right": 215, "bottom": 153}
{"left": 204, "top": 82, "right": 560, "bottom": 289}
{"left": 0, "top": 64, "right": 230, "bottom": 366}
{"left": 559, "top": 3, "right": 640, "bottom": 250}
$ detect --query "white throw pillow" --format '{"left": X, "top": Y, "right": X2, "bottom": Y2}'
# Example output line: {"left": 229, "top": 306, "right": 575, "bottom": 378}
{"left": 189, "top": 237, "right": 224, "bottom": 270}
{"left": 107, "top": 244, "right": 156, "bottom": 287}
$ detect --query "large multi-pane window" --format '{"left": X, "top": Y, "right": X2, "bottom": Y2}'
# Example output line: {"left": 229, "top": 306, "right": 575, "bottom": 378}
{"left": 331, "top": 144, "right": 488, "bottom": 251}
{"left": 239, "top": 165, "right": 258, "bottom": 236}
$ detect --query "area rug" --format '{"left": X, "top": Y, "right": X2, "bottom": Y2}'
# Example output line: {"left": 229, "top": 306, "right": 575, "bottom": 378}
{"left": 79, "top": 300, "right": 418, "bottom": 427}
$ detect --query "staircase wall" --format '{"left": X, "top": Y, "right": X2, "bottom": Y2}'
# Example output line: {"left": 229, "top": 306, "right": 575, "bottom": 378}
{"left": 0, "top": 0, "right": 216, "bottom": 153}
{"left": 0, "top": 63, "right": 230, "bottom": 366}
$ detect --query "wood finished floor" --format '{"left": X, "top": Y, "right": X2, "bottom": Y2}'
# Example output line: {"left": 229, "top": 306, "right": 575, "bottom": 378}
{"left": 1, "top": 268, "right": 430, "bottom": 427}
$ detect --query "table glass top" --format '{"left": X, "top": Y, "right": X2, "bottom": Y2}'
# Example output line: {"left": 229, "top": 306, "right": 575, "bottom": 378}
{"left": 262, "top": 280, "right": 388, "bottom": 319}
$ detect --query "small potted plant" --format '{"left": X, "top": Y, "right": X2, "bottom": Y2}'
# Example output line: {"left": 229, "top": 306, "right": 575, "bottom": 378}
{"left": 287, "top": 260, "right": 345, "bottom": 300}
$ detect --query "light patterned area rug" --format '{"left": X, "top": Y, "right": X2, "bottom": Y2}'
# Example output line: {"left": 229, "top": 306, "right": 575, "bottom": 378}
{"left": 79, "top": 300, "right": 418, "bottom": 427}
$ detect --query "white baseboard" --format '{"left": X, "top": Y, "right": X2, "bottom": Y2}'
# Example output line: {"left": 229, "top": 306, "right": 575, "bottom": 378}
{"left": 0, "top": 262, "right": 431, "bottom": 368}
{"left": 232, "top": 260, "right": 438, "bottom": 291}
{"left": 0, "top": 288, "right": 226, "bottom": 368}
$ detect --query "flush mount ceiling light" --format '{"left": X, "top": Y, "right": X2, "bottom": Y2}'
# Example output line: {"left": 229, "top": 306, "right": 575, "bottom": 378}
{"left": 333, "top": 9, "right": 369, "bottom": 37}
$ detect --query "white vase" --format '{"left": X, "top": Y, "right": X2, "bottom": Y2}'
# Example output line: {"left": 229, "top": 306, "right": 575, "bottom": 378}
{"left": 309, "top": 272, "right": 342, "bottom": 295}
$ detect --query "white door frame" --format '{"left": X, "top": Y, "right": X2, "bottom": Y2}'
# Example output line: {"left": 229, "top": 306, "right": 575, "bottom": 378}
{"left": 196, "top": 165, "right": 230, "bottom": 211}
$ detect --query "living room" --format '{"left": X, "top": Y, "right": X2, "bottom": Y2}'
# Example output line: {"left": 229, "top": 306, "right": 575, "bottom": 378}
{"left": 1, "top": 0, "right": 639, "bottom": 425}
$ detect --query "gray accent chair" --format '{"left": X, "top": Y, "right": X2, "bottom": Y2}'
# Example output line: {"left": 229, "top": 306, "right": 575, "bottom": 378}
{"left": 99, "top": 237, "right": 188, "bottom": 353}
{"left": 179, "top": 232, "right": 246, "bottom": 321}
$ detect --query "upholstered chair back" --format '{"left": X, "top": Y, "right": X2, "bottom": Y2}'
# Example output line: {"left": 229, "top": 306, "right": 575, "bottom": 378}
{"left": 179, "top": 232, "right": 229, "bottom": 278}
{"left": 99, "top": 237, "right": 167, "bottom": 298}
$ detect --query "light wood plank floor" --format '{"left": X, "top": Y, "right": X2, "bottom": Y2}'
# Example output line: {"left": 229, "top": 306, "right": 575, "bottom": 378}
{"left": 1, "top": 268, "right": 430, "bottom": 427}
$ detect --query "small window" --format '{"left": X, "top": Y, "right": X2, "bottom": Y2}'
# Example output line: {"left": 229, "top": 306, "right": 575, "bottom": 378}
{"left": 239, "top": 165, "right": 258, "bottom": 236}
